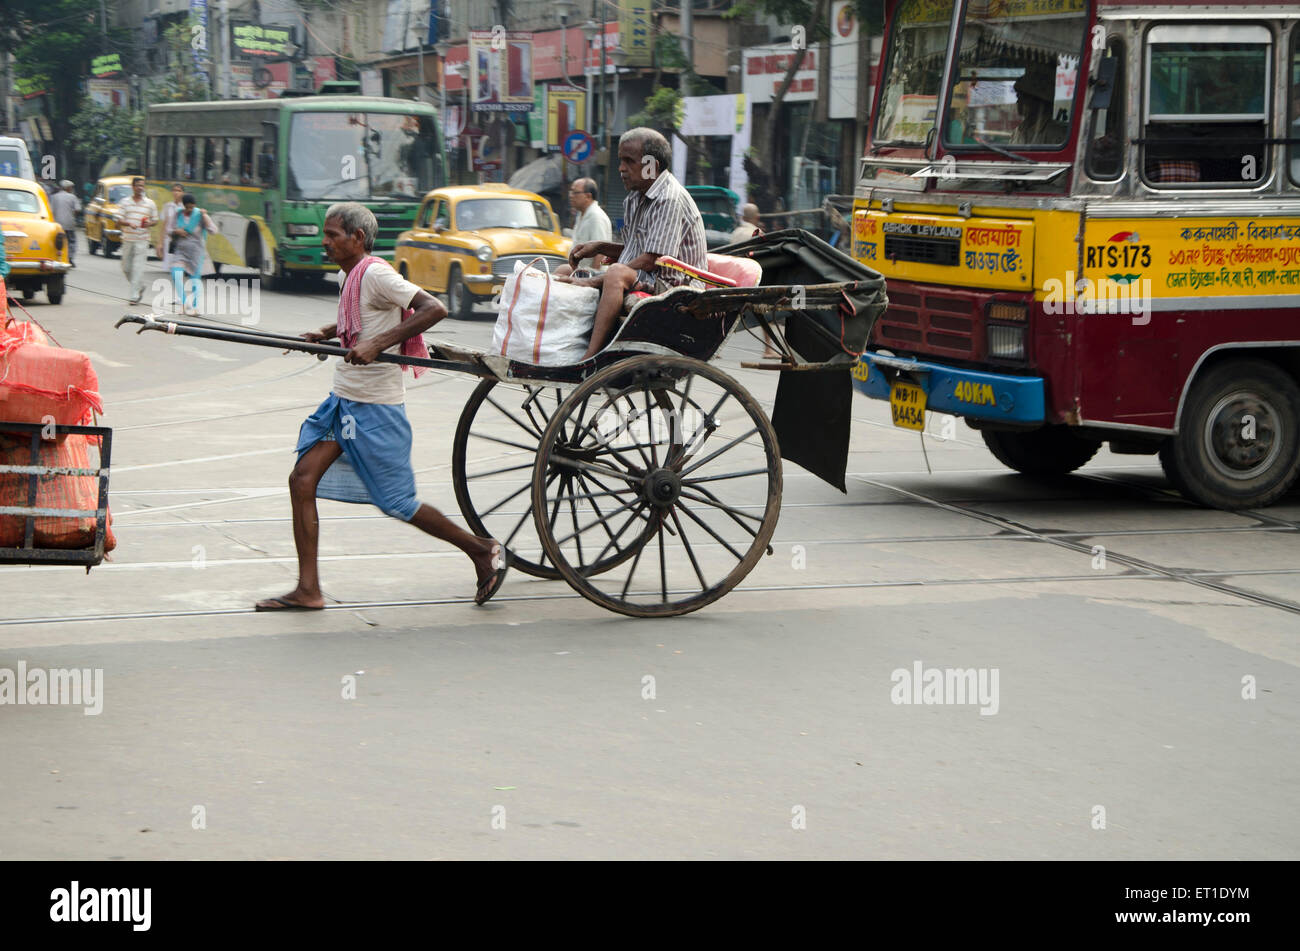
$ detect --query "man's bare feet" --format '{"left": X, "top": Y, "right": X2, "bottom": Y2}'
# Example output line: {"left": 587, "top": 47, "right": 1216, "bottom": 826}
{"left": 254, "top": 589, "right": 326, "bottom": 611}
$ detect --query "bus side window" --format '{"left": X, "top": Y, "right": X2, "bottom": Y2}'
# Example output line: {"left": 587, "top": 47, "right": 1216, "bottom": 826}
{"left": 204, "top": 138, "right": 219, "bottom": 183}
{"left": 240, "top": 139, "right": 255, "bottom": 185}
{"left": 1142, "top": 25, "right": 1270, "bottom": 188}
{"left": 1288, "top": 32, "right": 1300, "bottom": 187}
{"left": 182, "top": 137, "right": 196, "bottom": 181}
{"left": 1086, "top": 39, "right": 1126, "bottom": 180}
{"left": 258, "top": 143, "right": 276, "bottom": 185}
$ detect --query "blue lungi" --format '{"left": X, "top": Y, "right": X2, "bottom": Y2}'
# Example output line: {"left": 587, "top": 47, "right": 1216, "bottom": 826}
{"left": 296, "top": 394, "right": 421, "bottom": 522}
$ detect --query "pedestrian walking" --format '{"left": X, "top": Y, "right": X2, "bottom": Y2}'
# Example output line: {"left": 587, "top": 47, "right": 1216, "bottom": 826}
{"left": 168, "top": 193, "right": 217, "bottom": 316}
{"left": 49, "top": 180, "right": 81, "bottom": 267}
{"left": 117, "top": 176, "right": 158, "bottom": 304}
{"left": 253, "top": 202, "right": 507, "bottom": 612}
{"left": 157, "top": 183, "right": 184, "bottom": 268}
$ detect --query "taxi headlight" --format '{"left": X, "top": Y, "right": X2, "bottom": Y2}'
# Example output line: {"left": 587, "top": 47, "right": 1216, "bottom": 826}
{"left": 475, "top": 245, "right": 492, "bottom": 261}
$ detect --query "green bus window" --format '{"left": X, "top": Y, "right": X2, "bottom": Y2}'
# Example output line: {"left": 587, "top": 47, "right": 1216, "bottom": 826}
{"left": 239, "top": 139, "right": 255, "bottom": 185}
{"left": 258, "top": 142, "right": 276, "bottom": 185}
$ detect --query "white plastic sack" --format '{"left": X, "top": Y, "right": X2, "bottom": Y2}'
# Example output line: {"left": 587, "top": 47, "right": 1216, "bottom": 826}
{"left": 491, "top": 259, "right": 598, "bottom": 366}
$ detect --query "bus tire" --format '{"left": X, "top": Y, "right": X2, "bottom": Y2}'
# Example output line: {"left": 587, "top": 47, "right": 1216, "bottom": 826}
{"left": 1159, "top": 359, "right": 1300, "bottom": 510}
{"left": 981, "top": 425, "right": 1101, "bottom": 476}
{"left": 246, "top": 230, "right": 284, "bottom": 291}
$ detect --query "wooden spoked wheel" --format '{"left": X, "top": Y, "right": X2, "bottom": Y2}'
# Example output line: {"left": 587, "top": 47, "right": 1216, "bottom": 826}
{"left": 452, "top": 378, "right": 646, "bottom": 579}
{"left": 532, "top": 355, "right": 782, "bottom": 618}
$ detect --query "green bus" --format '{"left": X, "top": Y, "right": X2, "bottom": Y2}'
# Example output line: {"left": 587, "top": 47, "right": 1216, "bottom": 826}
{"left": 144, "top": 95, "right": 444, "bottom": 286}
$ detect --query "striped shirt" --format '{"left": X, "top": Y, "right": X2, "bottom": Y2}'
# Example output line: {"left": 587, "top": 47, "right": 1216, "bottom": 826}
{"left": 619, "top": 170, "right": 708, "bottom": 287}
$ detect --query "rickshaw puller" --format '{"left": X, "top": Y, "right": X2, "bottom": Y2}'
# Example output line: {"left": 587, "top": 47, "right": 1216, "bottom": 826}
{"left": 254, "top": 202, "right": 507, "bottom": 611}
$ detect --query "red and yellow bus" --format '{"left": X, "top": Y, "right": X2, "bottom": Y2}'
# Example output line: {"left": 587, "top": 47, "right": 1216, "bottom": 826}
{"left": 852, "top": 0, "right": 1300, "bottom": 509}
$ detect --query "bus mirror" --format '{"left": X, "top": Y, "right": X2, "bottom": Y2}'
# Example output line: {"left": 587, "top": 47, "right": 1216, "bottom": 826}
{"left": 1090, "top": 56, "right": 1118, "bottom": 111}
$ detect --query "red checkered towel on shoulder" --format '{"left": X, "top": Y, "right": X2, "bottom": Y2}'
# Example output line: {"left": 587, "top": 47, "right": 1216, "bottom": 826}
{"left": 336, "top": 255, "right": 429, "bottom": 377}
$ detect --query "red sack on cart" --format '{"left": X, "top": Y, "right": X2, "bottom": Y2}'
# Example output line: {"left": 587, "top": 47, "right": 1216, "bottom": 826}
{"left": 0, "top": 431, "right": 116, "bottom": 551}
{"left": 0, "top": 330, "right": 103, "bottom": 427}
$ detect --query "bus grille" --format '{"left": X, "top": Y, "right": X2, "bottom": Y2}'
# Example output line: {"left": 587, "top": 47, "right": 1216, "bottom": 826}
{"left": 872, "top": 289, "right": 977, "bottom": 359}
{"left": 368, "top": 207, "right": 417, "bottom": 251}
{"left": 884, "top": 234, "right": 960, "bottom": 267}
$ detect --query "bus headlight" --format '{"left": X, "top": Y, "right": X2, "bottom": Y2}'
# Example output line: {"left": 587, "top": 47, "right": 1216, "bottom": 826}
{"left": 987, "top": 324, "right": 1026, "bottom": 360}
{"left": 286, "top": 223, "right": 319, "bottom": 236}
{"left": 475, "top": 245, "right": 492, "bottom": 261}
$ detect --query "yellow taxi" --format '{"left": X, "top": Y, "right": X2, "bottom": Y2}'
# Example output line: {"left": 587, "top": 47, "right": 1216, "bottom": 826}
{"left": 0, "top": 175, "right": 70, "bottom": 305}
{"left": 84, "top": 175, "right": 137, "bottom": 258}
{"left": 394, "top": 183, "right": 572, "bottom": 318}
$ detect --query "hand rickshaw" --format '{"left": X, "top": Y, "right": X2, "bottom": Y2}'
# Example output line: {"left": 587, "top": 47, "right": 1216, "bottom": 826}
{"left": 117, "top": 230, "right": 887, "bottom": 617}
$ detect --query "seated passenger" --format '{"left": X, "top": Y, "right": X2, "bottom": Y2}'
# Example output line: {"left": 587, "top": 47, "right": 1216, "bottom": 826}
{"left": 557, "top": 127, "right": 708, "bottom": 359}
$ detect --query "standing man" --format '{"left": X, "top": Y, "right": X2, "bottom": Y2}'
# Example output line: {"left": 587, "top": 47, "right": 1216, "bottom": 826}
{"left": 729, "top": 203, "right": 761, "bottom": 243}
{"left": 566, "top": 178, "right": 611, "bottom": 273}
{"left": 255, "top": 202, "right": 507, "bottom": 611}
{"left": 117, "top": 176, "right": 158, "bottom": 304}
{"left": 49, "top": 181, "right": 81, "bottom": 267}
{"left": 559, "top": 128, "right": 708, "bottom": 358}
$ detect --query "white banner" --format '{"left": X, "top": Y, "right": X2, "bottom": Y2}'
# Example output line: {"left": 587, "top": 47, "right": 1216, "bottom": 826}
{"left": 828, "top": 1, "right": 859, "bottom": 120}
{"left": 672, "top": 94, "right": 751, "bottom": 204}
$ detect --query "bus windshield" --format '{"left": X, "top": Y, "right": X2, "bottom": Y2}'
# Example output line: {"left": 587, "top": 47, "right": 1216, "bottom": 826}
{"left": 287, "top": 112, "right": 439, "bottom": 201}
{"left": 944, "top": 0, "right": 1088, "bottom": 150}
{"left": 875, "top": 0, "right": 957, "bottom": 146}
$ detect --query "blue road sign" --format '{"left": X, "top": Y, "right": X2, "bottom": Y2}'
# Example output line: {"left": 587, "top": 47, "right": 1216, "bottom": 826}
{"left": 562, "top": 131, "right": 595, "bottom": 163}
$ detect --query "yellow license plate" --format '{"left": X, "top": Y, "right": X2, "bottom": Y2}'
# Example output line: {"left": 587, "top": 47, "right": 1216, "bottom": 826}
{"left": 4, "top": 236, "right": 19, "bottom": 255}
{"left": 890, "top": 380, "right": 927, "bottom": 431}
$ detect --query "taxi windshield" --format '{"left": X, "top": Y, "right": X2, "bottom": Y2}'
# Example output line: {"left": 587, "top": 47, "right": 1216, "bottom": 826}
{"left": 0, "top": 188, "right": 42, "bottom": 214}
{"left": 108, "top": 185, "right": 132, "bottom": 202}
{"left": 943, "top": 0, "right": 1088, "bottom": 150}
{"left": 875, "top": 0, "right": 957, "bottom": 146}
{"left": 454, "top": 198, "right": 553, "bottom": 232}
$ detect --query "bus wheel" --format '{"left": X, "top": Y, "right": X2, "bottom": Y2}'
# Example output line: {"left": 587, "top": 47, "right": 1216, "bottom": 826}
{"left": 981, "top": 425, "right": 1101, "bottom": 476}
{"left": 1160, "top": 360, "right": 1300, "bottom": 510}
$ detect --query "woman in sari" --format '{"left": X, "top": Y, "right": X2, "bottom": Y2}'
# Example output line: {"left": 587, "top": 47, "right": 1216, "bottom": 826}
{"left": 169, "top": 193, "right": 217, "bottom": 316}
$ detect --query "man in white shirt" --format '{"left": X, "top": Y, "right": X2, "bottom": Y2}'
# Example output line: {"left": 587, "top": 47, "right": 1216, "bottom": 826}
{"left": 255, "top": 202, "right": 508, "bottom": 611}
{"left": 567, "top": 178, "right": 611, "bottom": 272}
{"left": 117, "top": 176, "right": 158, "bottom": 304}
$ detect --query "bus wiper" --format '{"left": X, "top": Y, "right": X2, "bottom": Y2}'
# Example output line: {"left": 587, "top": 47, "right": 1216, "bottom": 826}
{"left": 972, "top": 133, "right": 1032, "bottom": 164}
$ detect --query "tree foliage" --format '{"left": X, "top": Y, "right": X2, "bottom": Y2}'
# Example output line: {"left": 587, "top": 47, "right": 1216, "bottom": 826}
{"left": 67, "top": 100, "right": 145, "bottom": 180}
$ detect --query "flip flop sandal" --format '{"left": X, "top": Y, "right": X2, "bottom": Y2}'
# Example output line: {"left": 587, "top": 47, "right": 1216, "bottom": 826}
{"left": 254, "top": 596, "right": 325, "bottom": 612}
{"left": 474, "top": 542, "right": 509, "bottom": 606}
